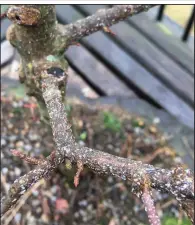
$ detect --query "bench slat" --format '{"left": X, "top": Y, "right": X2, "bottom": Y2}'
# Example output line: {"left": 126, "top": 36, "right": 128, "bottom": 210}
{"left": 66, "top": 46, "right": 135, "bottom": 97}
{"left": 56, "top": 5, "right": 194, "bottom": 129}
{"left": 76, "top": 5, "right": 194, "bottom": 106}
{"left": 1, "top": 18, "right": 135, "bottom": 98}
{"left": 67, "top": 67, "right": 99, "bottom": 99}
{"left": 129, "top": 13, "right": 194, "bottom": 76}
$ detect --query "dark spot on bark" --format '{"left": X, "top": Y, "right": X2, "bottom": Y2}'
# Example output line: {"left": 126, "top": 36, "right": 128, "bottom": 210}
{"left": 47, "top": 67, "right": 64, "bottom": 78}
{"left": 15, "top": 15, "right": 21, "bottom": 21}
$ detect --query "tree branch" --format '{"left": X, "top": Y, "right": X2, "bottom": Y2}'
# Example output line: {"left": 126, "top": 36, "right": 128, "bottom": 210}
{"left": 59, "top": 5, "right": 156, "bottom": 45}
{"left": 2, "top": 4, "right": 194, "bottom": 224}
{"left": 2, "top": 74, "right": 194, "bottom": 223}
{"left": 141, "top": 186, "right": 161, "bottom": 225}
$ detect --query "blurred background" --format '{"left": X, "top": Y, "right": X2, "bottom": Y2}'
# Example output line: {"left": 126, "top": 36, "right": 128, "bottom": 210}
{"left": 166, "top": 5, "right": 194, "bottom": 34}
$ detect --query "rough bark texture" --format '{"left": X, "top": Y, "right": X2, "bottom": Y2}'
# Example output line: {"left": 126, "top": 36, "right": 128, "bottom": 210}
{"left": 6, "top": 5, "right": 68, "bottom": 124}
{"left": 59, "top": 5, "right": 155, "bottom": 45}
{"left": 5, "top": 5, "right": 155, "bottom": 123}
{"left": 1, "top": 74, "right": 194, "bottom": 222}
{"left": 141, "top": 187, "right": 161, "bottom": 225}
{"left": 1, "top": 4, "right": 194, "bottom": 224}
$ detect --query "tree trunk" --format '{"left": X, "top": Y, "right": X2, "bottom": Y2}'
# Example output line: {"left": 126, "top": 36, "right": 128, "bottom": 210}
{"left": 7, "top": 5, "right": 68, "bottom": 124}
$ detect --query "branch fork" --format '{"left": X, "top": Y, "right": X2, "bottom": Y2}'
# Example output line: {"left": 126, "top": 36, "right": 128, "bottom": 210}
{"left": 1, "top": 4, "right": 194, "bottom": 224}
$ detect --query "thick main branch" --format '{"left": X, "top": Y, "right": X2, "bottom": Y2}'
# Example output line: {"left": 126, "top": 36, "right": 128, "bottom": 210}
{"left": 2, "top": 75, "right": 194, "bottom": 222}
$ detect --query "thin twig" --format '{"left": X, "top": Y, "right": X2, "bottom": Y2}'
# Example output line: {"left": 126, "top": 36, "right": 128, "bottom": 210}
{"left": 74, "top": 161, "right": 84, "bottom": 187}
{"left": 141, "top": 179, "right": 160, "bottom": 225}
{"left": 161, "top": 199, "right": 177, "bottom": 209}
{"left": 2, "top": 179, "right": 44, "bottom": 225}
{"left": 11, "top": 149, "right": 45, "bottom": 165}
{"left": 141, "top": 189, "right": 160, "bottom": 225}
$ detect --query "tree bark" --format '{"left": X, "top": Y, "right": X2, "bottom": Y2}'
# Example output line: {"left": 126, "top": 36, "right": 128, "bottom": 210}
{"left": 1, "top": 74, "right": 194, "bottom": 222}
{"left": 6, "top": 4, "right": 155, "bottom": 122}
{"left": 6, "top": 5, "right": 68, "bottom": 124}
{"left": 2, "top": 4, "right": 194, "bottom": 224}
{"left": 59, "top": 5, "right": 155, "bottom": 45}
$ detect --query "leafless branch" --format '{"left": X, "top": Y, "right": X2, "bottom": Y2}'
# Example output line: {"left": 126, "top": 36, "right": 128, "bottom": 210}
{"left": 11, "top": 149, "right": 45, "bottom": 165}
{"left": 1, "top": 75, "right": 194, "bottom": 223}
{"left": 59, "top": 5, "right": 156, "bottom": 45}
{"left": 2, "top": 179, "right": 44, "bottom": 225}
{"left": 2, "top": 4, "right": 194, "bottom": 224}
{"left": 141, "top": 186, "right": 161, "bottom": 225}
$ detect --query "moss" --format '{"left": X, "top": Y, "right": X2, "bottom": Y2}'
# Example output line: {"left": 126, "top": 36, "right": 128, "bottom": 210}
{"left": 79, "top": 131, "right": 87, "bottom": 141}
{"left": 6, "top": 5, "right": 70, "bottom": 129}
{"left": 65, "top": 159, "right": 72, "bottom": 170}
{"left": 27, "top": 63, "right": 33, "bottom": 71}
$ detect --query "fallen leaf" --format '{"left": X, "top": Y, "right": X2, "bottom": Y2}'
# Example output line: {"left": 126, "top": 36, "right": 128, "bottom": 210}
{"left": 55, "top": 198, "right": 69, "bottom": 214}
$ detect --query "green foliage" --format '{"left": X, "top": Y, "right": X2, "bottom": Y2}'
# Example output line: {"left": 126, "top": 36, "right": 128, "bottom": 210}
{"left": 162, "top": 215, "right": 191, "bottom": 225}
{"left": 12, "top": 107, "right": 23, "bottom": 116}
{"left": 103, "top": 111, "right": 121, "bottom": 132}
{"left": 79, "top": 131, "right": 87, "bottom": 141}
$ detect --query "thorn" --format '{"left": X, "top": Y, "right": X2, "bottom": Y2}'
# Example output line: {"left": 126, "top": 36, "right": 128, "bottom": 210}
{"left": 103, "top": 26, "right": 115, "bottom": 36}
{"left": 74, "top": 161, "right": 83, "bottom": 187}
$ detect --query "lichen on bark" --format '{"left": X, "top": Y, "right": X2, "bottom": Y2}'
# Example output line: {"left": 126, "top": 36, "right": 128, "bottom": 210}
{"left": 5, "top": 4, "right": 155, "bottom": 125}
{"left": 6, "top": 5, "right": 69, "bottom": 124}
{"left": 3, "top": 5, "right": 194, "bottom": 223}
